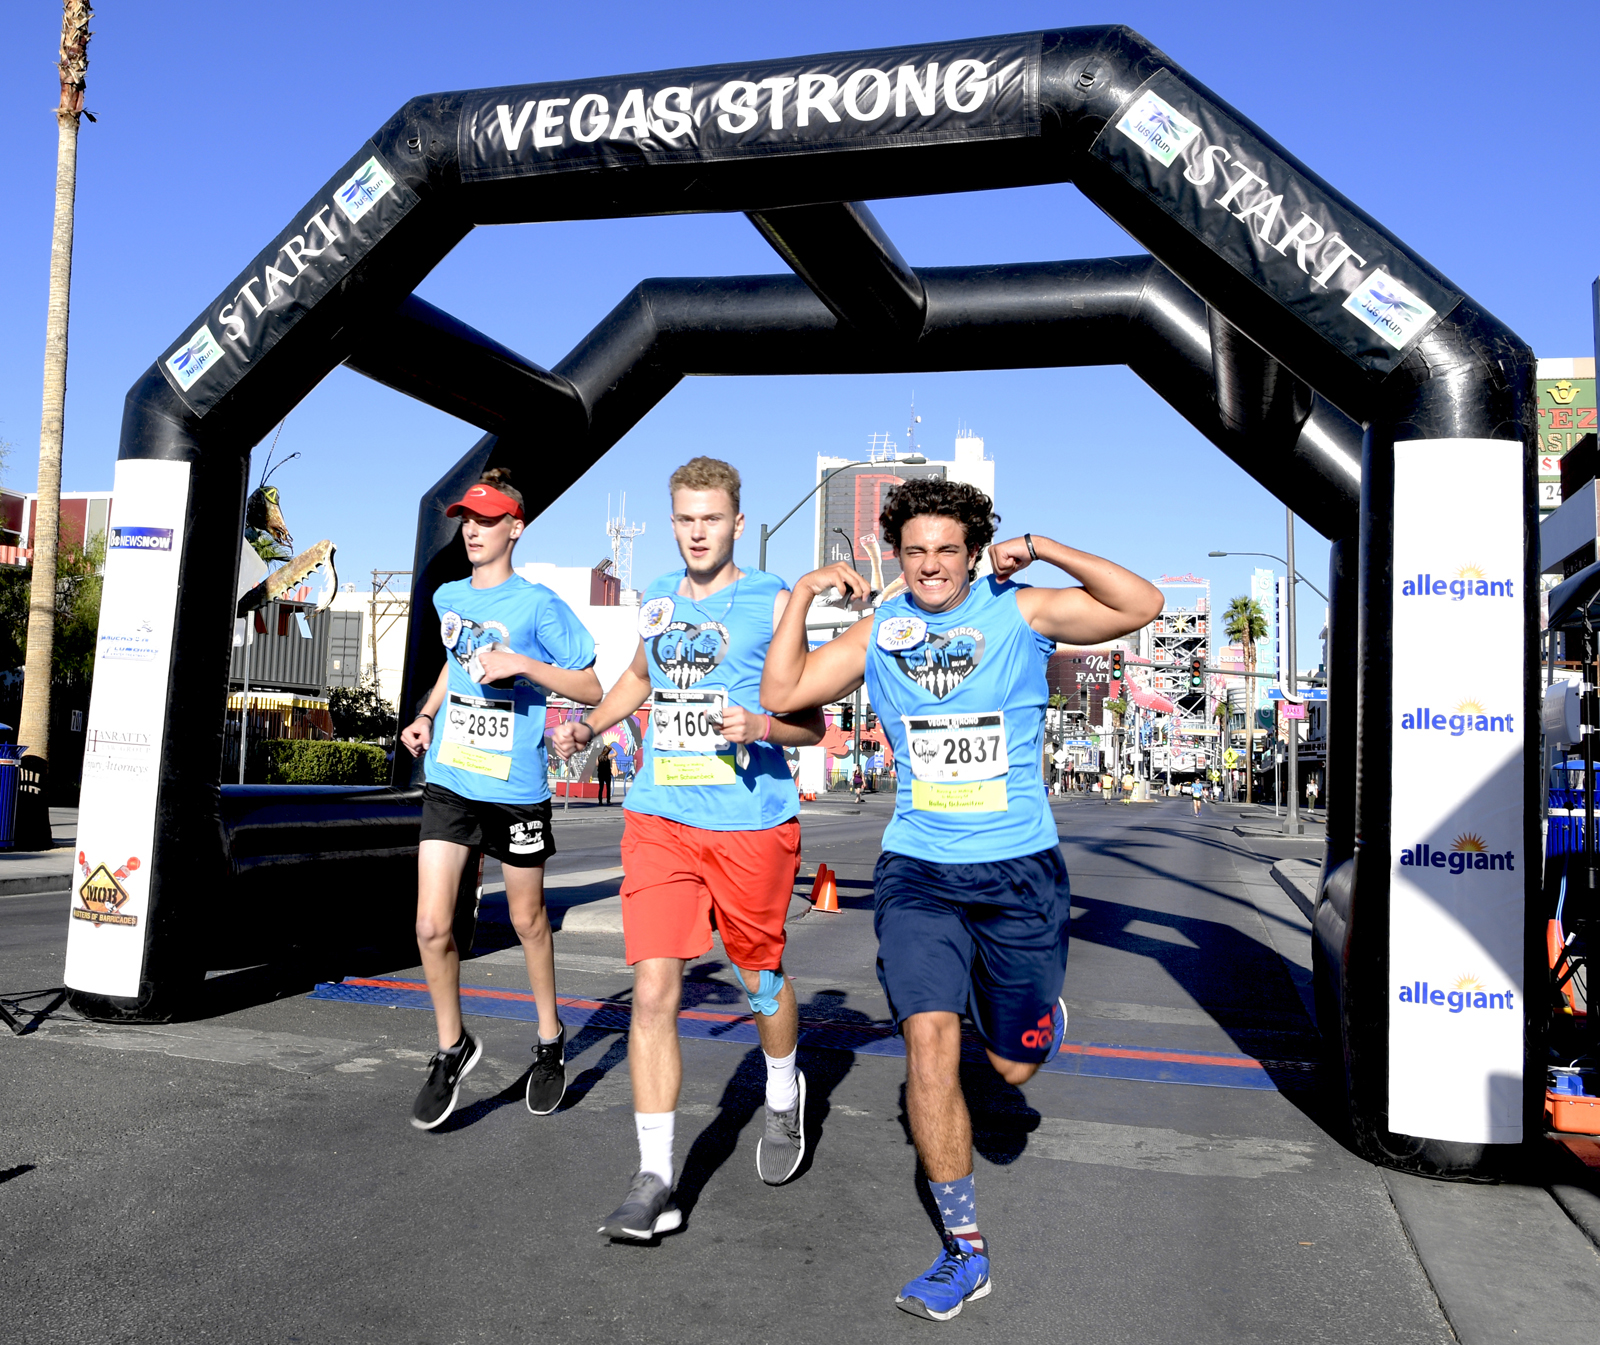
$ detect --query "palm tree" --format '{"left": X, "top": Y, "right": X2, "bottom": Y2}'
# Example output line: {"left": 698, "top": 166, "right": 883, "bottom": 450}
{"left": 1224, "top": 596, "right": 1268, "bottom": 803}
{"left": 19, "top": 1, "right": 93, "bottom": 842}
{"left": 1213, "top": 694, "right": 1231, "bottom": 796}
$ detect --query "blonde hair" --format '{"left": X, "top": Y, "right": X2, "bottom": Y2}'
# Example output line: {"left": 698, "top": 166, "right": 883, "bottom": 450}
{"left": 669, "top": 457, "right": 741, "bottom": 512}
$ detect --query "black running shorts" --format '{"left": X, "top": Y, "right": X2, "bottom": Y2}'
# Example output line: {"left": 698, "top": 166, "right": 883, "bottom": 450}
{"left": 420, "top": 783, "right": 557, "bottom": 868}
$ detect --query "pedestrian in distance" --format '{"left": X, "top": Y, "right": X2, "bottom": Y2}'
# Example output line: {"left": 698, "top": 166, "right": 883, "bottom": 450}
{"left": 852, "top": 764, "right": 865, "bottom": 802}
{"left": 552, "top": 457, "right": 826, "bottom": 1241}
{"left": 596, "top": 739, "right": 614, "bottom": 805}
{"left": 399, "top": 468, "right": 602, "bottom": 1131}
{"left": 1191, "top": 777, "right": 1203, "bottom": 816}
{"left": 761, "top": 477, "right": 1162, "bottom": 1321}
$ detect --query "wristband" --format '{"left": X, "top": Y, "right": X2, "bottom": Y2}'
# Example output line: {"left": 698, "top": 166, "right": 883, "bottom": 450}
{"left": 761, "top": 713, "right": 773, "bottom": 742}
{"left": 578, "top": 718, "right": 597, "bottom": 741}
{"left": 1024, "top": 533, "right": 1038, "bottom": 561}
{"left": 417, "top": 713, "right": 434, "bottom": 724}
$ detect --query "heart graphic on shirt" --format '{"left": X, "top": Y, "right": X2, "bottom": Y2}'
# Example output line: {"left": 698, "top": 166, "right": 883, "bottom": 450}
{"left": 894, "top": 626, "right": 984, "bottom": 700}
{"left": 651, "top": 620, "right": 730, "bottom": 690}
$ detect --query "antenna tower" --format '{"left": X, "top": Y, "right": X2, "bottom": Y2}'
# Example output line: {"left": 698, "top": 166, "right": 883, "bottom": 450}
{"left": 606, "top": 493, "right": 646, "bottom": 591}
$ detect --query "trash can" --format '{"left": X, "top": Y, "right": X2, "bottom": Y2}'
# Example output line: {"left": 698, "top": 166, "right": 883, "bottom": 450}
{"left": 0, "top": 743, "right": 26, "bottom": 850}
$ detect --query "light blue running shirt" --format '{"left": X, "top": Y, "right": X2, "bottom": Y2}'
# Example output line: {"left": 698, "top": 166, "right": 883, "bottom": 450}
{"left": 864, "top": 575, "right": 1059, "bottom": 863}
{"left": 624, "top": 568, "right": 800, "bottom": 832}
{"left": 426, "top": 574, "right": 596, "bottom": 805}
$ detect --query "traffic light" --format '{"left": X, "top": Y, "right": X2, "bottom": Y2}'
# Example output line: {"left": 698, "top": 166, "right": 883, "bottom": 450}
{"left": 840, "top": 704, "right": 854, "bottom": 730}
{"left": 863, "top": 709, "right": 877, "bottom": 731}
{"left": 1189, "top": 654, "right": 1204, "bottom": 690}
{"left": 1109, "top": 650, "right": 1123, "bottom": 680}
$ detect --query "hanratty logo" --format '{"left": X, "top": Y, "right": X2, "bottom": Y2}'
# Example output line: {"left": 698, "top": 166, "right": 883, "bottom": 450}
{"left": 165, "top": 324, "right": 223, "bottom": 392}
{"left": 1342, "top": 269, "right": 1436, "bottom": 351}
{"left": 895, "top": 626, "right": 984, "bottom": 700}
{"left": 1114, "top": 90, "right": 1202, "bottom": 169}
{"left": 638, "top": 596, "right": 675, "bottom": 639}
{"left": 652, "top": 621, "right": 730, "bottom": 690}
{"left": 440, "top": 611, "right": 463, "bottom": 649}
{"left": 335, "top": 156, "right": 396, "bottom": 223}
{"left": 876, "top": 614, "right": 928, "bottom": 653}
{"left": 71, "top": 853, "right": 141, "bottom": 928}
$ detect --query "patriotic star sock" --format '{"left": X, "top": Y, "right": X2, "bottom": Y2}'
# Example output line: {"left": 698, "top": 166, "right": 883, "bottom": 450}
{"left": 933, "top": 1172, "right": 984, "bottom": 1254}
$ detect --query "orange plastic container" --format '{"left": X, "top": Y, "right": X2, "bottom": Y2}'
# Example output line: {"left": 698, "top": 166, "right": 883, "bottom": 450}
{"left": 1546, "top": 1089, "right": 1600, "bottom": 1135}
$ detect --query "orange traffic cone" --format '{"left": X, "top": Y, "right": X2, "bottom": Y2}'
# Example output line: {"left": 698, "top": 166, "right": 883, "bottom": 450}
{"left": 810, "top": 865, "right": 840, "bottom": 913}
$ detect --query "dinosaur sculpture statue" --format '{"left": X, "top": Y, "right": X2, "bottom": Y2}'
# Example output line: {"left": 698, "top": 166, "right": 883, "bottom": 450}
{"left": 236, "top": 445, "right": 338, "bottom": 616}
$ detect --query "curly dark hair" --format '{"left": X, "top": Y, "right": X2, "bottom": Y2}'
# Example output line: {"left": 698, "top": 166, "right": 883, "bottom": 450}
{"left": 878, "top": 477, "right": 998, "bottom": 563}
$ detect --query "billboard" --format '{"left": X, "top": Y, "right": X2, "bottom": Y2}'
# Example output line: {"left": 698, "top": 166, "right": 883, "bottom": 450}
{"left": 1536, "top": 357, "right": 1596, "bottom": 515}
{"left": 1048, "top": 650, "right": 1113, "bottom": 721}
{"left": 817, "top": 462, "right": 947, "bottom": 583}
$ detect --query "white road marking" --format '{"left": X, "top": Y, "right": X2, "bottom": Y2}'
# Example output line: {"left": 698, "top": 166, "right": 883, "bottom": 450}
{"left": 12, "top": 1021, "right": 373, "bottom": 1073}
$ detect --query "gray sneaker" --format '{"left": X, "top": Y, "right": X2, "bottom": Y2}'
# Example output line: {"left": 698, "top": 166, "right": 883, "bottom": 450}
{"left": 597, "top": 1170, "right": 682, "bottom": 1240}
{"left": 756, "top": 1069, "right": 807, "bottom": 1185}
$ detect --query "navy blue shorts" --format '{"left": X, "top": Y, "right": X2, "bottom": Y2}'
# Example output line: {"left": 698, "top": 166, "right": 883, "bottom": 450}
{"left": 872, "top": 847, "right": 1071, "bottom": 1064}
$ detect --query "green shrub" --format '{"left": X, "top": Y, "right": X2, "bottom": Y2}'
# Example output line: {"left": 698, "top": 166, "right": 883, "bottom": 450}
{"left": 250, "top": 739, "right": 389, "bottom": 785}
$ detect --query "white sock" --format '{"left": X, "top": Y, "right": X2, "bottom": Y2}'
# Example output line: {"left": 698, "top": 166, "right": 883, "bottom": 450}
{"left": 764, "top": 1049, "right": 798, "bottom": 1113}
{"left": 635, "top": 1111, "right": 675, "bottom": 1185}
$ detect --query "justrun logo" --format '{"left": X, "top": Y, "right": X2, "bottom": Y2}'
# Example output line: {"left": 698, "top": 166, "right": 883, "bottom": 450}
{"left": 1398, "top": 698, "right": 1515, "bottom": 736}
{"left": 1342, "top": 269, "right": 1436, "bottom": 351}
{"left": 1399, "top": 832, "right": 1516, "bottom": 875}
{"left": 1400, "top": 564, "right": 1515, "bottom": 601}
{"left": 335, "top": 157, "right": 396, "bottom": 223}
{"left": 1397, "top": 973, "right": 1516, "bottom": 1013}
{"left": 1114, "top": 90, "right": 1201, "bottom": 169}
{"left": 165, "top": 325, "right": 223, "bottom": 392}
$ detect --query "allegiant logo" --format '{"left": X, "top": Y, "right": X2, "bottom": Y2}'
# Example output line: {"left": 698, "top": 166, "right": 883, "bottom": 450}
{"left": 1399, "top": 699, "right": 1514, "bottom": 736}
{"left": 1397, "top": 974, "right": 1515, "bottom": 1013}
{"left": 1400, "top": 566, "right": 1514, "bottom": 601}
{"left": 1399, "top": 833, "right": 1515, "bottom": 874}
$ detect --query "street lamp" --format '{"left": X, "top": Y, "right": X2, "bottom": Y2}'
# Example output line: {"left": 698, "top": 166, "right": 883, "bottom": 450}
{"left": 758, "top": 453, "right": 926, "bottom": 571}
{"left": 1207, "top": 550, "right": 1328, "bottom": 602}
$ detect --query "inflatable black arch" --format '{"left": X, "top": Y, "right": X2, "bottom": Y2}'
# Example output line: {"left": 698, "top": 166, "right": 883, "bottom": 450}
{"left": 65, "top": 27, "right": 1537, "bottom": 1180}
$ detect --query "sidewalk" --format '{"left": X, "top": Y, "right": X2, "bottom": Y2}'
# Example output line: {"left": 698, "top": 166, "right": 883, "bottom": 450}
{"left": 0, "top": 807, "right": 77, "bottom": 898}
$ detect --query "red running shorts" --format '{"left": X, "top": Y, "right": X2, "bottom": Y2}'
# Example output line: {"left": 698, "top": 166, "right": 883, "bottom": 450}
{"left": 619, "top": 811, "right": 801, "bottom": 969}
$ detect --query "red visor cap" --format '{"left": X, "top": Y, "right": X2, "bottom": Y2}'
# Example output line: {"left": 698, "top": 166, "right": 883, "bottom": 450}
{"left": 445, "top": 483, "right": 524, "bottom": 521}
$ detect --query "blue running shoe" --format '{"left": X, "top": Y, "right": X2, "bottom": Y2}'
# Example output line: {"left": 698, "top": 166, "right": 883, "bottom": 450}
{"left": 895, "top": 1237, "right": 992, "bottom": 1321}
{"left": 1043, "top": 997, "right": 1068, "bottom": 1065}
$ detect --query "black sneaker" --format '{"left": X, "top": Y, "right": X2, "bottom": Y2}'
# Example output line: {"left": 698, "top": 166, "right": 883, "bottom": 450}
{"left": 597, "top": 1170, "right": 682, "bottom": 1240}
{"left": 756, "top": 1069, "right": 807, "bottom": 1185}
{"left": 410, "top": 1031, "right": 483, "bottom": 1131}
{"left": 525, "top": 1024, "right": 566, "bottom": 1115}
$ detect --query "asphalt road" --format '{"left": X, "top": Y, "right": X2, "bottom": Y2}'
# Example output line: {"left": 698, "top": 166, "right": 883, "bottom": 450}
{"left": 0, "top": 795, "right": 1584, "bottom": 1342}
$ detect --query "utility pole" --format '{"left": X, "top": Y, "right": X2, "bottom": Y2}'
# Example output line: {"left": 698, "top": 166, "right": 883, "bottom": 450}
{"left": 1284, "top": 508, "right": 1303, "bottom": 835}
{"left": 18, "top": 1, "right": 94, "bottom": 847}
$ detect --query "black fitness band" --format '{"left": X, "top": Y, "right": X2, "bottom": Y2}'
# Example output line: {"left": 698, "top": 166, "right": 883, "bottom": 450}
{"left": 1024, "top": 533, "right": 1038, "bottom": 561}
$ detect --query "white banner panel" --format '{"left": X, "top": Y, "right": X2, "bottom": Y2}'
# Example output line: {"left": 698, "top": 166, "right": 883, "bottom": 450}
{"left": 1389, "top": 438, "right": 1525, "bottom": 1144}
{"left": 64, "top": 459, "right": 192, "bottom": 999}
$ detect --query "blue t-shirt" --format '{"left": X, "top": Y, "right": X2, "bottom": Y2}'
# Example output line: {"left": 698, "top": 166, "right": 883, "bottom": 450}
{"left": 865, "top": 576, "right": 1059, "bottom": 863}
{"left": 426, "top": 574, "right": 595, "bottom": 805}
{"left": 624, "top": 568, "right": 799, "bottom": 832}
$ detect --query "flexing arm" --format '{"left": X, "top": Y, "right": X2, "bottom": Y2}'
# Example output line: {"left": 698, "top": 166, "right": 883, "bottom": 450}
{"left": 761, "top": 562, "right": 874, "bottom": 714}
{"left": 399, "top": 663, "right": 449, "bottom": 758}
{"left": 991, "top": 536, "right": 1164, "bottom": 645}
{"left": 549, "top": 639, "right": 654, "bottom": 760}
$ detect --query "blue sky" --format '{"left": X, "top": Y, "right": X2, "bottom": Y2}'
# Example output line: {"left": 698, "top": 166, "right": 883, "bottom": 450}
{"left": 0, "top": 1, "right": 1594, "bottom": 672}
